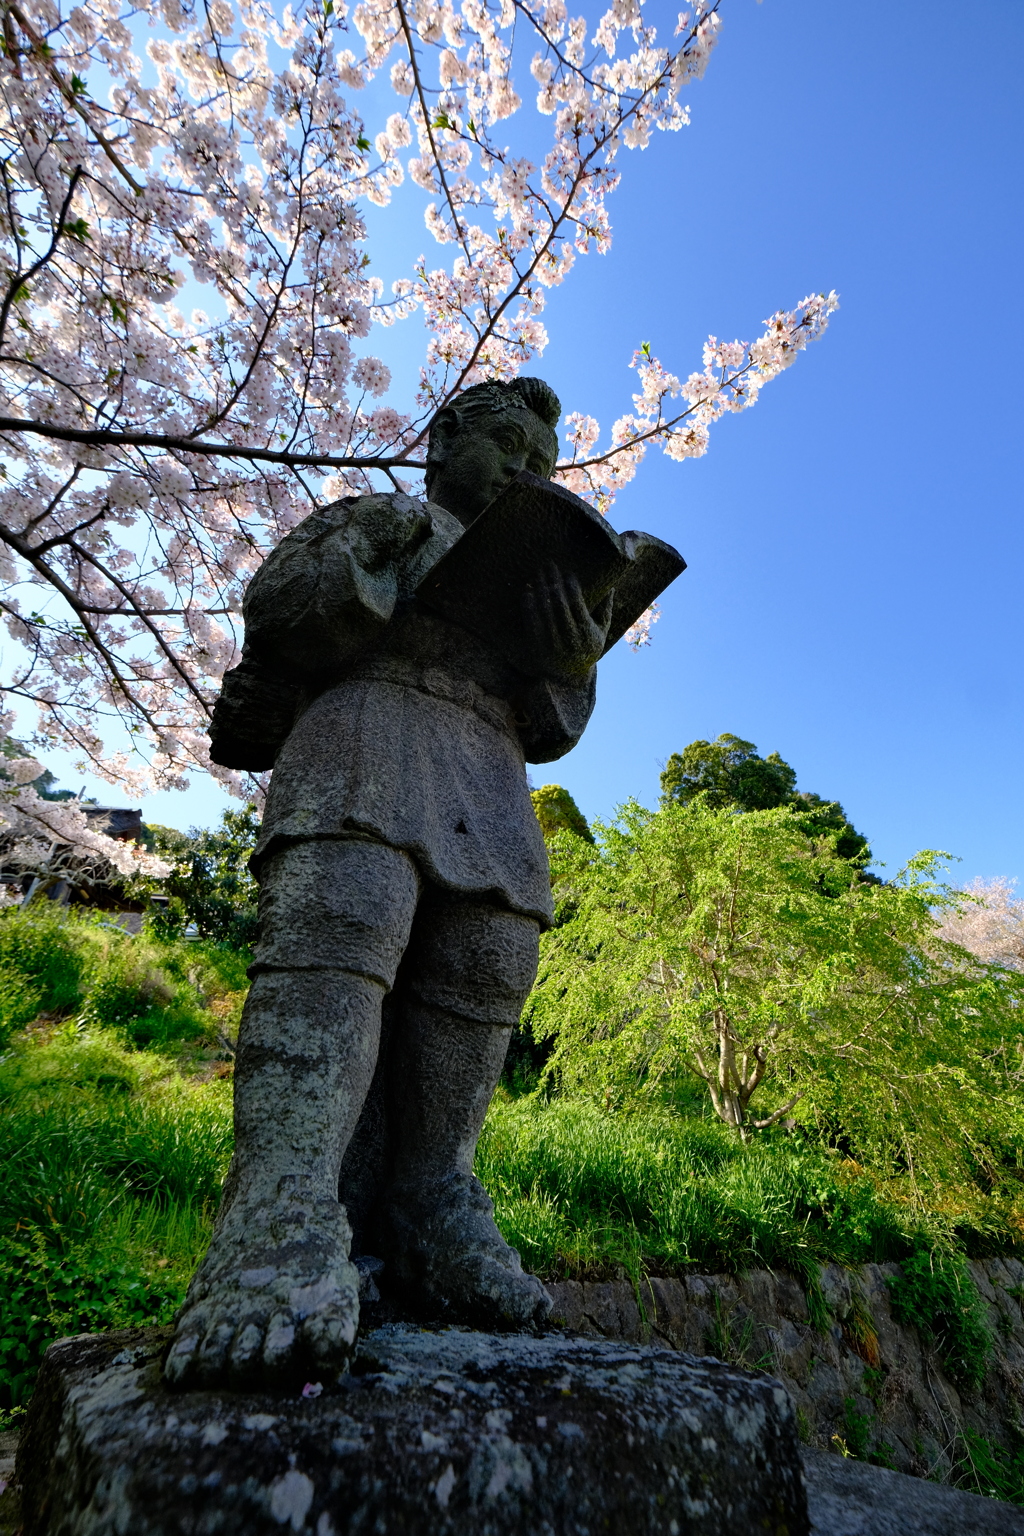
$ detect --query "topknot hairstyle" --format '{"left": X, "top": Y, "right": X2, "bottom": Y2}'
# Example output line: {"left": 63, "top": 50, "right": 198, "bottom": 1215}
{"left": 424, "top": 376, "right": 562, "bottom": 496}
{"left": 443, "top": 376, "right": 561, "bottom": 430}
{"left": 506, "top": 375, "right": 562, "bottom": 428}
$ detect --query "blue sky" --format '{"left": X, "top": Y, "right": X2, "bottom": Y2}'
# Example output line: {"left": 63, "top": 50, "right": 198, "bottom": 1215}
{"left": 43, "top": 0, "right": 1024, "bottom": 884}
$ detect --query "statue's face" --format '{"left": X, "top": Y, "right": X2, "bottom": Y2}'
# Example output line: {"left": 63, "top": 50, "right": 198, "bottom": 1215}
{"left": 428, "top": 407, "right": 557, "bottom": 526}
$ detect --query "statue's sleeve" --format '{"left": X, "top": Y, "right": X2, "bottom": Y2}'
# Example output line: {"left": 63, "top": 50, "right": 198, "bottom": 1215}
{"left": 517, "top": 670, "right": 597, "bottom": 764}
{"left": 243, "top": 494, "right": 428, "bottom": 677}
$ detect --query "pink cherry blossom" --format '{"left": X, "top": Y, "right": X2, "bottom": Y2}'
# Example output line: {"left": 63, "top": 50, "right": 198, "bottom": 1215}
{"left": 933, "top": 878, "right": 1024, "bottom": 972}
{"left": 0, "top": 0, "right": 835, "bottom": 804}
{"left": 0, "top": 714, "right": 170, "bottom": 886}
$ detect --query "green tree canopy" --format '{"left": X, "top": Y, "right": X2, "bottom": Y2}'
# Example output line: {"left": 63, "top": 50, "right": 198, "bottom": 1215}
{"left": 660, "top": 733, "right": 871, "bottom": 871}
{"left": 528, "top": 796, "right": 1024, "bottom": 1195}
{"left": 530, "top": 784, "right": 593, "bottom": 844}
{"left": 143, "top": 807, "right": 259, "bottom": 950}
{"left": 660, "top": 733, "right": 796, "bottom": 811}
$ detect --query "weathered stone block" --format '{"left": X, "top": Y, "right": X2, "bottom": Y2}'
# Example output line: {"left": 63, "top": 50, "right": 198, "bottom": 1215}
{"left": 18, "top": 1324, "right": 808, "bottom": 1536}
{"left": 803, "top": 1446, "right": 1024, "bottom": 1535}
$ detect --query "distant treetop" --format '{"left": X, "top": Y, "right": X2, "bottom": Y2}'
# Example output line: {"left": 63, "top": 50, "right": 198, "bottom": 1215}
{"left": 531, "top": 785, "right": 594, "bottom": 845}
{"left": 660, "top": 733, "right": 872, "bottom": 872}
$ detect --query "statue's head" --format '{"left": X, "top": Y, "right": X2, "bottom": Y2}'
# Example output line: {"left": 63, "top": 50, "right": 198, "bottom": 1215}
{"left": 424, "top": 376, "right": 561, "bottom": 526}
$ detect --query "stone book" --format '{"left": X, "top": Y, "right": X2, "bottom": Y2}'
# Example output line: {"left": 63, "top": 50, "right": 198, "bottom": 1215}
{"left": 414, "top": 470, "right": 685, "bottom": 668}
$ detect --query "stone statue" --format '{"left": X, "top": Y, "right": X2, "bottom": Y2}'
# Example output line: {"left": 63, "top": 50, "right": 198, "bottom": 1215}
{"left": 164, "top": 377, "right": 682, "bottom": 1390}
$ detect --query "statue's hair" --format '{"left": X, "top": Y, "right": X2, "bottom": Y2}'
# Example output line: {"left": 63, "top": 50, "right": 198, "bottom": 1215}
{"left": 425, "top": 376, "right": 561, "bottom": 495}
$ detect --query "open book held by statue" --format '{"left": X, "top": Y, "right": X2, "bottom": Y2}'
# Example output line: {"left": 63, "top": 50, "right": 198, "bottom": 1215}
{"left": 165, "top": 377, "right": 684, "bottom": 1391}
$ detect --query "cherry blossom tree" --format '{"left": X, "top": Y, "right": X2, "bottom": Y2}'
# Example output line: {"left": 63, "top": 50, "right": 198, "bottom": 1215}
{"left": 0, "top": 0, "right": 838, "bottom": 814}
{"left": 933, "top": 877, "right": 1024, "bottom": 973}
{"left": 0, "top": 713, "right": 169, "bottom": 900}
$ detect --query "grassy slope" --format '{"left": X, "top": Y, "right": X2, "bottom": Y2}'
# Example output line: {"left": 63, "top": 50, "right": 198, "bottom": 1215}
{"left": 0, "top": 908, "right": 241, "bottom": 1407}
{"left": 1, "top": 907, "right": 1022, "bottom": 1419}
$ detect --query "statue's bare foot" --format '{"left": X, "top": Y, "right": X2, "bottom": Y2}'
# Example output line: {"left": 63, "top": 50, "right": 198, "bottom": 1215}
{"left": 386, "top": 1173, "right": 551, "bottom": 1328}
{"left": 164, "top": 1178, "right": 360, "bottom": 1390}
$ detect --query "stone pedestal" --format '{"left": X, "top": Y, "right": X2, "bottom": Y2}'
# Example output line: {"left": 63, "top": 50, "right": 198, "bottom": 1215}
{"left": 17, "top": 1324, "right": 808, "bottom": 1535}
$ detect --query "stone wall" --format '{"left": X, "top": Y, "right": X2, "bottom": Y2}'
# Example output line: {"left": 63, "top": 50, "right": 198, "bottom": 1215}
{"left": 547, "top": 1257, "right": 1024, "bottom": 1482}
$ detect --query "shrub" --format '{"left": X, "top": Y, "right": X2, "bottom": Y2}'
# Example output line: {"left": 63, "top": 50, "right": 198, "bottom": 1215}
{"left": 0, "top": 1230, "right": 182, "bottom": 1407}
{"left": 887, "top": 1249, "right": 993, "bottom": 1388}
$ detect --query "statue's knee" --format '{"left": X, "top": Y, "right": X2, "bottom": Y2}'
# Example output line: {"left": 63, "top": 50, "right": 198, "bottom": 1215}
{"left": 250, "top": 837, "right": 419, "bottom": 987}
{"left": 407, "top": 901, "right": 540, "bottom": 1024}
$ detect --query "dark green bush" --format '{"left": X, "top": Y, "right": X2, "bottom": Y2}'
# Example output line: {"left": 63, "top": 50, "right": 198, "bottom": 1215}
{"left": 147, "top": 806, "right": 259, "bottom": 951}
{"left": 887, "top": 1248, "right": 993, "bottom": 1388}
{"left": 0, "top": 1230, "right": 182, "bottom": 1407}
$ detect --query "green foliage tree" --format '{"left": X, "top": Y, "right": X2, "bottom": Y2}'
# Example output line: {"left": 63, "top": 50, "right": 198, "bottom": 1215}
{"left": 528, "top": 797, "right": 1024, "bottom": 1191}
{"left": 530, "top": 784, "right": 594, "bottom": 844}
{"left": 661, "top": 733, "right": 797, "bottom": 811}
{"left": 660, "top": 733, "right": 871, "bottom": 870}
{"left": 144, "top": 807, "right": 260, "bottom": 951}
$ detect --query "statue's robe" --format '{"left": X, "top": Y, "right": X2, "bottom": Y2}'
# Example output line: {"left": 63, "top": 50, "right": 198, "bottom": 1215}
{"left": 244, "top": 492, "right": 598, "bottom": 927}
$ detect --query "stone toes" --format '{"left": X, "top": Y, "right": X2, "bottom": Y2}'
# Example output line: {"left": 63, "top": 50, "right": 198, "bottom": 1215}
{"left": 190, "top": 1318, "right": 237, "bottom": 1386}
{"left": 532, "top": 1285, "right": 554, "bottom": 1324}
{"left": 163, "top": 1325, "right": 204, "bottom": 1387}
{"left": 454, "top": 1255, "right": 553, "bottom": 1327}
{"left": 226, "top": 1319, "right": 266, "bottom": 1388}
{"left": 299, "top": 1305, "right": 358, "bottom": 1368}
{"left": 261, "top": 1310, "right": 299, "bottom": 1383}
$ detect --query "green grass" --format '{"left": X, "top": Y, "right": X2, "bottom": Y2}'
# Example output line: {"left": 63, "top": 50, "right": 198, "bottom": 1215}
{"left": 951, "top": 1427, "right": 1024, "bottom": 1505}
{"left": 0, "top": 902, "right": 250, "bottom": 1051}
{"left": 0, "top": 902, "right": 91, "bottom": 1045}
{"left": 0, "top": 907, "right": 243, "bottom": 1406}
{"left": 0, "top": 1038, "right": 233, "bottom": 1406}
{"left": 887, "top": 1248, "right": 994, "bottom": 1389}
{"left": 480, "top": 1094, "right": 922, "bottom": 1287}
{"left": 0, "top": 904, "right": 1021, "bottom": 1417}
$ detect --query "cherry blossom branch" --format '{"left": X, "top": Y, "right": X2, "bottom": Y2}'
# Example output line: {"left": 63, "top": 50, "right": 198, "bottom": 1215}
{"left": 0, "top": 163, "right": 81, "bottom": 351}
{"left": 393, "top": 0, "right": 473, "bottom": 263}
{"left": 0, "top": 0, "right": 837, "bottom": 797}
{"left": 1, "top": 713, "right": 170, "bottom": 887}
{"left": 0, "top": 416, "right": 413, "bottom": 469}
{"left": 6, "top": 4, "right": 145, "bottom": 196}
{"left": 63, "top": 536, "right": 214, "bottom": 713}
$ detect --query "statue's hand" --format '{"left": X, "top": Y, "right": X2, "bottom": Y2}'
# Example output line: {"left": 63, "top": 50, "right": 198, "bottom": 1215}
{"left": 348, "top": 494, "right": 432, "bottom": 572}
{"left": 520, "top": 561, "right": 613, "bottom": 682}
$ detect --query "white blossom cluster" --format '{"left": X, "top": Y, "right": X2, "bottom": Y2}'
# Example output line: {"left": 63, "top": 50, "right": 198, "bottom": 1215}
{"left": 557, "top": 290, "right": 838, "bottom": 643}
{"left": 0, "top": 0, "right": 831, "bottom": 794}
{"left": 558, "top": 291, "right": 840, "bottom": 512}
{"left": 933, "top": 878, "right": 1024, "bottom": 973}
{"left": 0, "top": 713, "right": 169, "bottom": 890}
